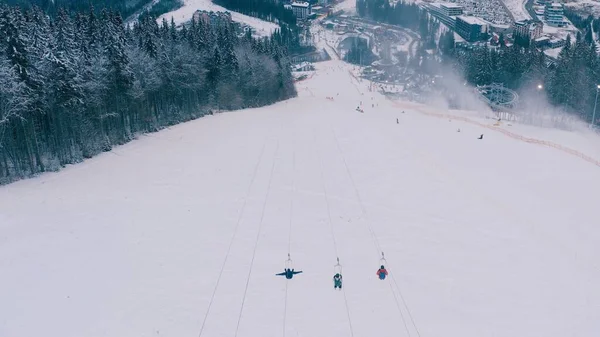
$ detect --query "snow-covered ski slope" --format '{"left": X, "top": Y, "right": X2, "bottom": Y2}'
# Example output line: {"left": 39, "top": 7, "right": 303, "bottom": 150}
{"left": 158, "top": 0, "right": 278, "bottom": 37}
{"left": 2, "top": 60, "right": 600, "bottom": 336}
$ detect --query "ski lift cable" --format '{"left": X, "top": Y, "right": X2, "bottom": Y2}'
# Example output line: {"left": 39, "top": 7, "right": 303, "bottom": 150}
{"left": 283, "top": 138, "right": 296, "bottom": 337}
{"left": 388, "top": 280, "right": 413, "bottom": 337}
{"left": 287, "top": 142, "right": 296, "bottom": 256}
{"left": 283, "top": 281, "right": 289, "bottom": 337}
{"left": 314, "top": 129, "right": 355, "bottom": 337}
{"left": 234, "top": 140, "right": 280, "bottom": 337}
{"left": 198, "top": 140, "right": 269, "bottom": 337}
{"left": 331, "top": 126, "right": 421, "bottom": 337}
{"left": 390, "top": 273, "right": 422, "bottom": 337}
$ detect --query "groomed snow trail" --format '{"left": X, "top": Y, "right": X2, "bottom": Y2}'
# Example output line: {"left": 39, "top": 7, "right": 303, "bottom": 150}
{"left": 1, "top": 59, "right": 600, "bottom": 337}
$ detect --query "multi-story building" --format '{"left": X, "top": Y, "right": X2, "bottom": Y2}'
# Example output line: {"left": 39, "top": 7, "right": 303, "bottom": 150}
{"left": 536, "top": 0, "right": 553, "bottom": 5}
{"left": 291, "top": 2, "right": 311, "bottom": 20}
{"left": 440, "top": 3, "right": 464, "bottom": 17}
{"left": 544, "top": 2, "right": 565, "bottom": 27}
{"left": 548, "top": 37, "right": 567, "bottom": 48}
{"left": 513, "top": 19, "right": 543, "bottom": 40}
{"left": 422, "top": 2, "right": 463, "bottom": 29}
{"left": 193, "top": 10, "right": 232, "bottom": 25}
{"left": 455, "top": 15, "right": 489, "bottom": 42}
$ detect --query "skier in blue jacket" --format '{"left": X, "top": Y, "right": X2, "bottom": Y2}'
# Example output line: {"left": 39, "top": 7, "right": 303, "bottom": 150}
{"left": 276, "top": 268, "right": 303, "bottom": 280}
{"left": 376, "top": 265, "right": 388, "bottom": 280}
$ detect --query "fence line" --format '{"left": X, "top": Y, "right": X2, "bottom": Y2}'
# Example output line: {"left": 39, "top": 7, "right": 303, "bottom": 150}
{"left": 391, "top": 100, "right": 600, "bottom": 168}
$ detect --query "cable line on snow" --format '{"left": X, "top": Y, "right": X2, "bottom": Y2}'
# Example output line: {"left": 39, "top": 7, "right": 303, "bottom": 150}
{"left": 234, "top": 140, "right": 280, "bottom": 337}
{"left": 197, "top": 141, "right": 268, "bottom": 337}
{"left": 330, "top": 126, "right": 422, "bottom": 337}
{"left": 391, "top": 272, "right": 422, "bottom": 337}
{"left": 314, "top": 130, "right": 355, "bottom": 337}
{"left": 283, "top": 141, "right": 296, "bottom": 337}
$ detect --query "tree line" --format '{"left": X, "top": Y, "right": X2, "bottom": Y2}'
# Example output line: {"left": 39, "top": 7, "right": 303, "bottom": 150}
{"left": 0, "top": 5, "right": 296, "bottom": 184}
{"left": 358, "top": 0, "right": 600, "bottom": 123}
{"left": 1, "top": 0, "right": 152, "bottom": 19}
{"left": 438, "top": 27, "right": 600, "bottom": 123}
{"left": 564, "top": 7, "right": 600, "bottom": 32}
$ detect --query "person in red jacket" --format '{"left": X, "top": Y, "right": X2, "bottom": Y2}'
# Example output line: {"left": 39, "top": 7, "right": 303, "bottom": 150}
{"left": 376, "top": 265, "right": 388, "bottom": 280}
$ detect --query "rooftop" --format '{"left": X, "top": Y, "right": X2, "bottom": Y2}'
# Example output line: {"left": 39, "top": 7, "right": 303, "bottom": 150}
{"left": 440, "top": 2, "right": 463, "bottom": 9}
{"left": 515, "top": 19, "right": 536, "bottom": 25}
{"left": 291, "top": 2, "right": 310, "bottom": 8}
{"left": 457, "top": 15, "right": 487, "bottom": 25}
{"left": 544, "top": 47, "right": 562, "bottom": 59}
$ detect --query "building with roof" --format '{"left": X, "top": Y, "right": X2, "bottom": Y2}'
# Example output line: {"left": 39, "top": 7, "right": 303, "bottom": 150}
{"left": 544, "top": 2, "right": 565, "bottom": 27}
{"left": 440, "top": 3, "right": 464, "bottom": 16}
{"left": 421, "top": 2, "right": 461, "bottom": 29}
{"left": 455, "top": 15, "right": 489, "bottom": 42}
{"left": 534, "top": 36, "right": 550, "bottom": 47}
{"left": 193, "top": 10, "right": 232, "bottom": 25}
{"left": 291, "top": 2, "right": 311, "bottom": 20}
{"left": 548, "top": 37, "right": 567, "bottom": 48}
{"left": 513, "top": 19, "right": 543, "bottom": 40}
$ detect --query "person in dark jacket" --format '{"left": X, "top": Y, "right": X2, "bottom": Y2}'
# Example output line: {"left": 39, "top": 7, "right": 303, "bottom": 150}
{"left": 276, "top": 268, "right": 303, "bottom": 280}
{"left": 376, "top": 265, "right": 388, "bottom": 280}
{"left": 333, "top": 273, "right": 343, "bottom": 289}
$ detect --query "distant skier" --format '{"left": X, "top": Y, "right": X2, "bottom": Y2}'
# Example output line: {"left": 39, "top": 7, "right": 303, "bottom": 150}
{"left": 396, "top": 118, "right": 399, "bottom": 124}
{"left": 276, "top": 268, "right": 303, "bottom": 280}
{"left": 333, "top": 273, "right": 343, "bottom": 289}
{"left": 376, "top": 265, "right": 388, "bottom": 280}
{"left": 478, "top": 134, "right": 484, "bottom": 139}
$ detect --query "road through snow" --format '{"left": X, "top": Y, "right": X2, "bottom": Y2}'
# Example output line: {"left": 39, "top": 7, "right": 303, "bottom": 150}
{"left": 1, "top": 57, "right": 600, "bottom": 337}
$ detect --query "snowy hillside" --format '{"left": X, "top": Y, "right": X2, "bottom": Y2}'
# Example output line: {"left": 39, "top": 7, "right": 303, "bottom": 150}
{"left": 2, "top": 45, "right": 600, "bottom": 337}
{"left": 565, "top": 0, "right": 600, "bottom": 16}
{"left": 157, "top": 0, "right": 278, "bottom": 37}
{"left": 502, "top": 0, "right": 531, "bottom": 21}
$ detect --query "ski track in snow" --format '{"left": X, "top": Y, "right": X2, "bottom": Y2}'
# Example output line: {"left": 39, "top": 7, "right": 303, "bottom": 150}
{"left": 2, "top": 32, "right": 600, "bottom": 337}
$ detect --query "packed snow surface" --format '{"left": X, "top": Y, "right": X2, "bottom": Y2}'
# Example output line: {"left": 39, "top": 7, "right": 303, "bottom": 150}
{"left": 501, "top": 0, "right": 531, "bottom": 21}
{"left": 333, "top": 0, "right": 357, "bottom": 14}
{"left": 158, "top": 0, "right": 278, "bottom": 37}
{"left": 2, "top": 55, "right": 600, "bottom": 337}
{"left": 565, "top": 0, "right": 600, "bottom": 16}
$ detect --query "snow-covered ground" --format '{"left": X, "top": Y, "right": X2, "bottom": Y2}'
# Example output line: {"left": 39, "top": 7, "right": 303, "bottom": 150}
{"left": 125, "top": 0, "right": 161, "bottom": 24}
{"left": 501, "top": 0, "right": 531, "bottom": 21}
{"left": 332, "top": 0, "right": 357, "bottom": 15}
{"left": 2, "top": 52, "right": 600, "bottom": 337}
{"left": 543, "top": 23, "right": 578, "bottom": 41}
{"left": 565, "top": 0, "right": 600, "bottom": 16}
{"left": 157, "top": 0, "right": 278, "bottom": 37}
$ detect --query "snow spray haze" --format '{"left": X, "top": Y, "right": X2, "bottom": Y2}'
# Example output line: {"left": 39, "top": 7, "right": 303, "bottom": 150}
{"left": 420, "top": 63, "right": 591, "bottom": 133}
{"left": 515, "top": 84, "right": 590, "bottom": 132}
{"left": 422, "top": 67, "right": 493, "bottom": 117}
